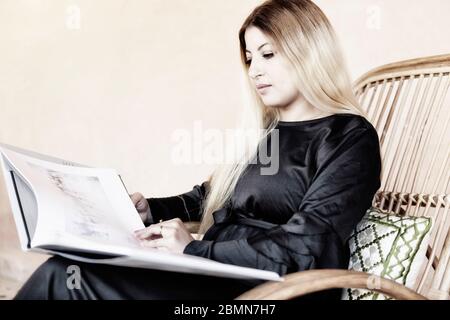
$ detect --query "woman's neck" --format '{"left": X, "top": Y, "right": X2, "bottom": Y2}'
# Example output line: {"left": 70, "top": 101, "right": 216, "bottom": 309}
{"left": 278, "top": 97, "right": 332, "bottom": 122}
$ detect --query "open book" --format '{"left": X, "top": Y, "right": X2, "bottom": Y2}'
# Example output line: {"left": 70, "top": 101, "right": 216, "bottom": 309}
{"left": 0, "top": 144, "right": 281, "bottom": 282}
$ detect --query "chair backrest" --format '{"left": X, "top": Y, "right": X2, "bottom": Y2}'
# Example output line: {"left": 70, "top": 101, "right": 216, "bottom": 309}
{"left": 353, "top": 54, "right": 450, "bottom": 299}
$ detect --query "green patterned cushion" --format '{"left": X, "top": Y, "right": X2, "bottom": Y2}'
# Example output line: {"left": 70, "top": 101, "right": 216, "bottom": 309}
{"left": 342, "top": 207, "right": 432, "bottom": 300}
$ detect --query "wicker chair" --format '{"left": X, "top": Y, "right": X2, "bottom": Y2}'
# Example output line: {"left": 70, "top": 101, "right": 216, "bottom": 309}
{"left": 233, "top": 54, "right": 450, "bottom": 300}
{"left": 185, "top": 55, "right": 450, "bottom": 299}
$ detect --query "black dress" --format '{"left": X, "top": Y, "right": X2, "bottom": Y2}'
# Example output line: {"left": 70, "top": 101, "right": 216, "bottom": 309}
{"left": 15, "top": 113, "right": 381, "bottom": 300}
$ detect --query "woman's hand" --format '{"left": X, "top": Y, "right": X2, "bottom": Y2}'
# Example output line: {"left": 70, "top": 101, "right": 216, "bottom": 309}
{"left": 133, "top": 218, "right": 194, "bottom": 254}
{"left": 130, "top": 192, "right": 150, "bottom": 224}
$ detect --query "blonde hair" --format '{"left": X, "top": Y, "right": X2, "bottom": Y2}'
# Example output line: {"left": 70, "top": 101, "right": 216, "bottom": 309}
{"left": 198, "top": 0, "right": 367, "bottom": 234}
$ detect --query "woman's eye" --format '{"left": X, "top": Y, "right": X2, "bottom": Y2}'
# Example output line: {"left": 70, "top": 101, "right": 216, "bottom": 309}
{"left": 244, "top": 53, "right": 273, "bottom": 65}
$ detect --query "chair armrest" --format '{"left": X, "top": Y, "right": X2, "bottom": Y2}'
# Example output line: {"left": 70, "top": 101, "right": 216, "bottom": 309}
{"left": 235, "top": 269, "right": 427, "bottom": 300}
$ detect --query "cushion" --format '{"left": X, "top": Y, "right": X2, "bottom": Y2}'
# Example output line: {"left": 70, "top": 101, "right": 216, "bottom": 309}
{"left": 342, "top": 206, "right": 432, "bottom": 300}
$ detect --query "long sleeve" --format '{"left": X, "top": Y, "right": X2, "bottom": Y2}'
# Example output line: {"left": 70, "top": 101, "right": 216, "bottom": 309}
{"left": 146, "top": 181, "right": 209, "bottom": 224}
{"left": 183, "top": 126, "right": 382, "bottom": 276}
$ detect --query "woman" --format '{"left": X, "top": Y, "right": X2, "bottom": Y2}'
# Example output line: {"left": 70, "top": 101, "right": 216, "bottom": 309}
{"left": 15, "top": 0, "right": 381, "bottom": 300}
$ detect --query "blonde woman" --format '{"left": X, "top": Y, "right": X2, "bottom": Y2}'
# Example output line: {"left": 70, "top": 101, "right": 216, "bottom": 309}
{"left": 15, "top": 0, "right": 381, "bottom": 300}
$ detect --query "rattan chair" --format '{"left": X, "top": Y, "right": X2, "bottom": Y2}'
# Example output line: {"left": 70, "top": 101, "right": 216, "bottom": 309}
{"left": 233, "top": 54, "right": 450, "bottom": 300}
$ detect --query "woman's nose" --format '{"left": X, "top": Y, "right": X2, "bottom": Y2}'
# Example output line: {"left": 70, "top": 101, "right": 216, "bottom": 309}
{"left": 248, "top": 61, "right": 264, "bottom": 80}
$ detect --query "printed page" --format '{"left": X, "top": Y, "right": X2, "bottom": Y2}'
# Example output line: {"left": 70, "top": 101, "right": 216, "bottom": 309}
{"left": 1, "top": 147, "right": 144, "bottom": 255}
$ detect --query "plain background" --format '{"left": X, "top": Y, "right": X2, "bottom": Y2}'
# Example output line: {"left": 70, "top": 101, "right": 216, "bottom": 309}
{"left": 1, "top": 0, "right": 450, "bottom": 279}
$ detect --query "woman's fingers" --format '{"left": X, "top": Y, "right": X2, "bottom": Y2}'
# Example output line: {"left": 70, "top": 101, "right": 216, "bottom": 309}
{"left": 134, "top": 219, "right": 180, "bottom": 234}
{"left": 130, "top": 193, "right": 147, "bottom": 211}
{"left": 134, "top": 218, "right": 194, "bottom": 254}
{"left": 134, "top": 224, "right": 160, "bottom": 239}
{"left": 140, "top": 237, "right": 171, "bottom": 249}
{"left": 134, "top": 223, "right": 177, "bottom": 240}
{"left": 130, "top": 193, "right": 141, "bottom": 205}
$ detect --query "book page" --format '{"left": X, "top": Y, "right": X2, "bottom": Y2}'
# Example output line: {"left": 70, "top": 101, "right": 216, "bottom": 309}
{"left": 0, "top": 152, "right": 38, "bottom": 250}
{"left": 0, "top": 143, "right": 90, "bottom": 167}
{"left": 1, "top": 147, "right": 145, "bottom": 255}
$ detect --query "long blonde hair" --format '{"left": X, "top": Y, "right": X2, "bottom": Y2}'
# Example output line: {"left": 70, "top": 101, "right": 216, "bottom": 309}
{"left": 198, "top": 0, "right": 366, "bottom": 234}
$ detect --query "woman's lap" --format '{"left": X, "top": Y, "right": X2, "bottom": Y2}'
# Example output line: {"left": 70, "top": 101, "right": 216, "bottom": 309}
{"left": 14, "top": 256, "right": 257, "bottom": 300}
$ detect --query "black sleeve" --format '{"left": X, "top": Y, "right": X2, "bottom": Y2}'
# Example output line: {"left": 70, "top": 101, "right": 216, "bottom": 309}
{"left": 183, "top": 127, "right": 382, "bottom": 276}
{"left": 146, "top": 181, "right": 209, "bottom": 224}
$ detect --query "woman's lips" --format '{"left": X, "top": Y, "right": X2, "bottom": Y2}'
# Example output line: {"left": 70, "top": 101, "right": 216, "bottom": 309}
{"left": 257, "top": 85, "right": 272, "bottom": 93}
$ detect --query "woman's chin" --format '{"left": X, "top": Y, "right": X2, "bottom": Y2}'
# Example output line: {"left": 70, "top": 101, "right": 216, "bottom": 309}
{"left": 262, "top": 101, "right": 283, "bottom": 109}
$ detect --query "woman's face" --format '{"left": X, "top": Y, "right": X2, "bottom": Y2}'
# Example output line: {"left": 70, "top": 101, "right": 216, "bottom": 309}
{"left": 244, "top": 26, "right": 300, "bottom": 108}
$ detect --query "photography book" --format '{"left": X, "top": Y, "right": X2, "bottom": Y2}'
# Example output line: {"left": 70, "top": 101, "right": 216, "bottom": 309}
{"left": 0, "top": 143, "right": 282, "bottom": 282}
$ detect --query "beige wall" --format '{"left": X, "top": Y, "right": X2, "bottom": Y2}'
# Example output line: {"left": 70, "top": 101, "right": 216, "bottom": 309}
{"left": 1, "top": 0, "right": 449, "bottom": 259}
{"left": 316, "top": 0, "right": 450, "bottom": 80}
